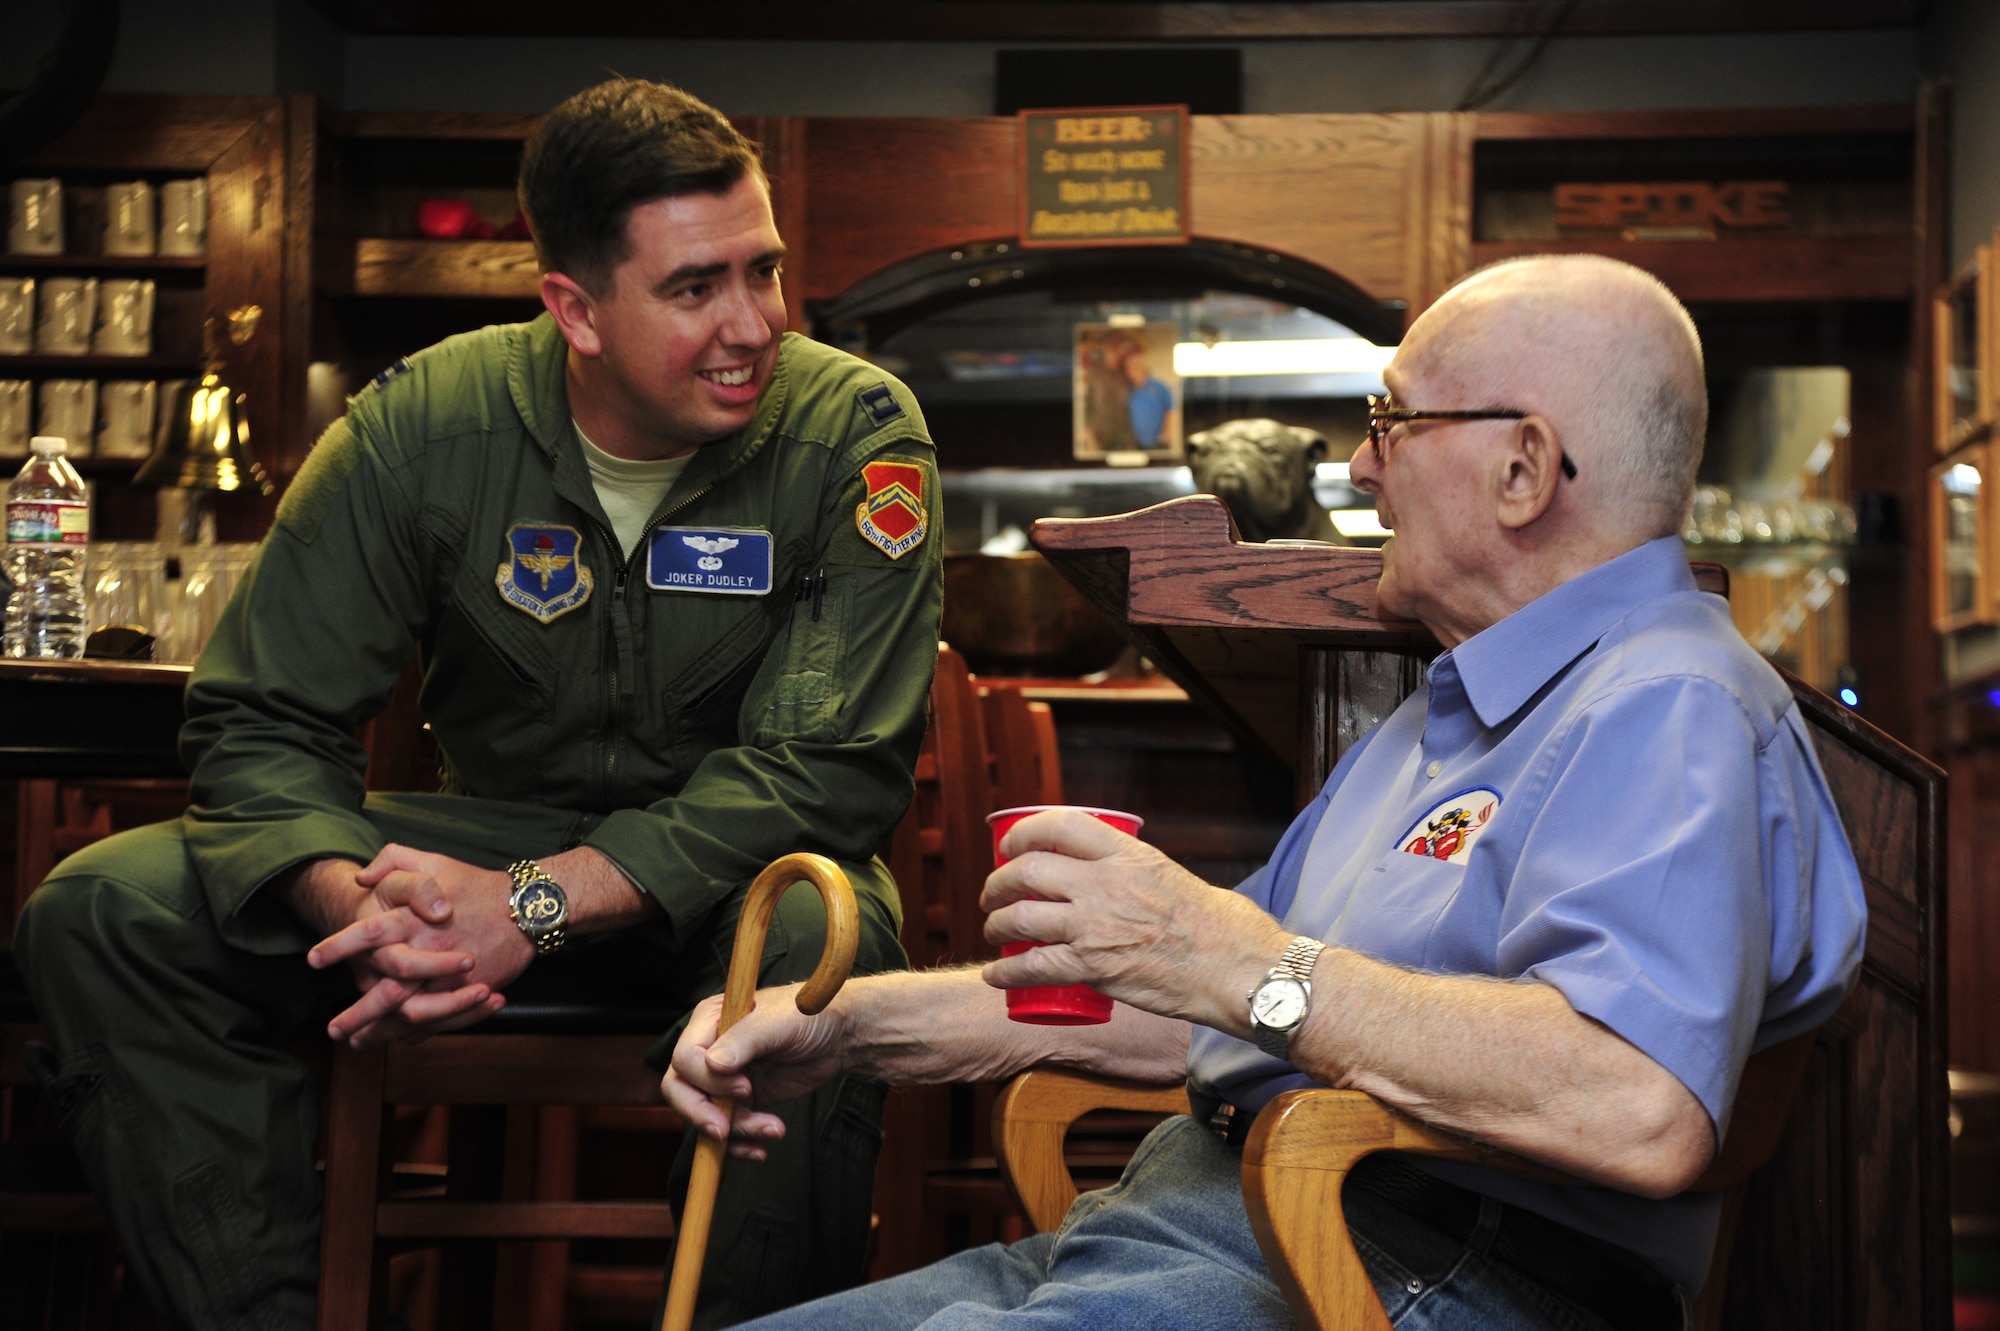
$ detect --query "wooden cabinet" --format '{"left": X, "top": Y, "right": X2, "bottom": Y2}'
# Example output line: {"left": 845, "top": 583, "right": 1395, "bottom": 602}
{"left": 5, "top": 95, "right": 297, "bottom": 541}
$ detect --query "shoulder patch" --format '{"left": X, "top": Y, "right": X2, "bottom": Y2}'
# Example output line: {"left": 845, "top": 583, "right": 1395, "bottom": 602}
{"left": 854, "top": 458, "right": 929, "bottom": 560}
{"left": 857, "top": 382, "right": 905, "bottom": 429}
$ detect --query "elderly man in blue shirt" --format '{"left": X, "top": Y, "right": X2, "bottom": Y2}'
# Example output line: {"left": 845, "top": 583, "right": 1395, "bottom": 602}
{"left": 662, "top": 254, "right": 1868, "bottom": 1331}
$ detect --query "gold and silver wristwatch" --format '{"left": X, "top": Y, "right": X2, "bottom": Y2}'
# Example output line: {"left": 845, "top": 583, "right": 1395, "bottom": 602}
{"left": 1247, "top": 935, "right": 1327, "bottom": 1059}
{"left": 506, "top": 859, "right": 569, "bottom": 956}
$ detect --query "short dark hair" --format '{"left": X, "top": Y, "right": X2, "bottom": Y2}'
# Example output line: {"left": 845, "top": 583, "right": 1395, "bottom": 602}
{"left": 518, "top": 79, "right": 763, "bottom": 292}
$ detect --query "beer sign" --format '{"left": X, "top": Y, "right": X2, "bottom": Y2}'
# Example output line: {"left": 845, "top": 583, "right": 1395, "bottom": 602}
{"left": 1020, "top": 106, "right": 1190, "bottom": 248}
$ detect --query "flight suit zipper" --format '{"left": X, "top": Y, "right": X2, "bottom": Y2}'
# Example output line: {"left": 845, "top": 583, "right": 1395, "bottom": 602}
{"left": 590, "top": 484, "right": 714, "bottom": 806}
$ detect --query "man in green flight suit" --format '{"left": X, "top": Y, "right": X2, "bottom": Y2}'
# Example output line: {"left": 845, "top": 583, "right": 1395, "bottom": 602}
{"left": 17, "top": 79, "right": 939, "bottom": 1330}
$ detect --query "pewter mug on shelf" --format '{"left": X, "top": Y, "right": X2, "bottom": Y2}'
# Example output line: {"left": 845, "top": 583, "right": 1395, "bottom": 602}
{"left": 159, "top": 179, "right": 206, "bottom": 256}
{"left": 0, "top": 277, "right": 32, "bottom": 356}
{"left": 7, "top": 178, "right": 62, "bottom": 255}
{"left": 34, "top": 277, "right": 96, "bottom": 356}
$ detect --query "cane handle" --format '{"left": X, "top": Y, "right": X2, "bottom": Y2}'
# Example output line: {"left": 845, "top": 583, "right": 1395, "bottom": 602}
{"left": 659, "top": 853, "right": 860, "bottom": 1331}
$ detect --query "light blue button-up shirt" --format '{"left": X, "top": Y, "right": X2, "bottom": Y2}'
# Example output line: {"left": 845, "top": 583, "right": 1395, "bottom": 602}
{"left": 1185, "top": 535, "right": 1867, "bottom": 1292}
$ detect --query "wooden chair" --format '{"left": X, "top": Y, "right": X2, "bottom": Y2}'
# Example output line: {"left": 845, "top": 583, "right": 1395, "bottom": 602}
{"left": 317, "top": 1032, "right": 677, "bottom": 1331}
{"left": 993, "top": 1029, "right": 1817, "bottom": 1331}
{"left": 979, "top": 684, "right": 1064, "bottom": 811}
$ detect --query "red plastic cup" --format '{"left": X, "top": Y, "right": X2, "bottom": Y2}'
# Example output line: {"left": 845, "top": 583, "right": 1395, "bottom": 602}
{"left": 988, "top": 804, "right": 1145, "bottom": 1025}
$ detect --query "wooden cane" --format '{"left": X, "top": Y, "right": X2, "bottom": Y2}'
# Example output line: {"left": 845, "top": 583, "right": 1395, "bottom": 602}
{"left": 659, "top": 852, "right": 860, "bottom": 1331}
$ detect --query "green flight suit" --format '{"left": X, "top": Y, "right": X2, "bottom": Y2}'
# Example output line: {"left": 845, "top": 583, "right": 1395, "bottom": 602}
{"left": 17, "top": 316, "right": 942, "bottom": 1330}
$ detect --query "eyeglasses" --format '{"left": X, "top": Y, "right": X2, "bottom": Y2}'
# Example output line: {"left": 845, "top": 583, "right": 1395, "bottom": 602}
{"left": 1365, "top": 394, "right": 1577, "bottom": 480}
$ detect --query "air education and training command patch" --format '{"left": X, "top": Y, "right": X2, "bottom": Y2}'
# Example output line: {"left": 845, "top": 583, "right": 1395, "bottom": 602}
{"left": 855, "top": 459, "right": 929, "bottom": 560}
{"left": 496, "top": 523, "right": 593, "bottom": 622}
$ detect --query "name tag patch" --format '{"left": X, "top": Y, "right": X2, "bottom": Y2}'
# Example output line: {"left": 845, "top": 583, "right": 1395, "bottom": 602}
{"left": 496, "top": 523, "right": 593, "bottom": 623}
{"left": 1397, "top": 787, "right": 1500, "bottom": 864}
{"left": 648, "top": 526, "right": 774, "bottom": 595}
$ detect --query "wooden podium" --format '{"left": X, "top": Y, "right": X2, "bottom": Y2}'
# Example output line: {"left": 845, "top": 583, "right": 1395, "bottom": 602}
{"left": 1032, "top": 496, "right": 1949, "bottom": 1331}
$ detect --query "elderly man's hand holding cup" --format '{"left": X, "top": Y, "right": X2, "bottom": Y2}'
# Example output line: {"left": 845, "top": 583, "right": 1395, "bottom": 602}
{"left": 986, "top": 804, "right": 1145, "bottom": 1024}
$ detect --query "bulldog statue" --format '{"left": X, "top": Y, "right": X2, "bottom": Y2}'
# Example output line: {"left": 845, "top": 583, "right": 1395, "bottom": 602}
{"left": 1186, "top": 418, "right": 1350, "bottom": 545}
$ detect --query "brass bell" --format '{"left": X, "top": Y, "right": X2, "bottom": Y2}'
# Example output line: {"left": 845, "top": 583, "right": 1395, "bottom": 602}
{"left": 134, "top": 369, "right": 273, "bottom": 496}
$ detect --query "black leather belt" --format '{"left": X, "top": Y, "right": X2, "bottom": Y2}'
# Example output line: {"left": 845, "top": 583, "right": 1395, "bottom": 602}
{"left": 1345, "top": 1154, "right": 1683, "bottom": 1331}
{"left": 1204, "top": 1108, "right": 1679, "bottom": 1331}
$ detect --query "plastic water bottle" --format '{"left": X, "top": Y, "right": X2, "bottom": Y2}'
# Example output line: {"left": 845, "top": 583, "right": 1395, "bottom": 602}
{"left": 4, "top": 435, "right": 90, "bottom": 659}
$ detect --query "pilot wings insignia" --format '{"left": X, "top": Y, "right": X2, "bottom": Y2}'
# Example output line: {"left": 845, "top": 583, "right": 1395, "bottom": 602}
{"left": 496, "top": 523, "right": 593, "bottom": 623}
{"left": 518, "top": 548, "right": 573, "bottom": 591}
{"left": 682, "top": 534, "right": 740, "bottom": 556}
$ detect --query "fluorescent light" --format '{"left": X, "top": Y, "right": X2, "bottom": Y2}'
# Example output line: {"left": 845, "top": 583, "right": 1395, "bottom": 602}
{"left": 1174, "top": 338, "right": 1395, "bottom": 378}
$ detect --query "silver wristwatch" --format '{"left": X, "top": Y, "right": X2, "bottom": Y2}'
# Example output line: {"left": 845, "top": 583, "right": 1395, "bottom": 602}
{"left": 1248, "top": 936, "right": 1327, "bottom": 1059}
{"left": 506, "top": 859, "right": 569, "bottom": 956}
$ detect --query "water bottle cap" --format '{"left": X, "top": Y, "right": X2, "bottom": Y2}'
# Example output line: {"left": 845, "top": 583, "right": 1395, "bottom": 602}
{"left": 29, "top": 435, "right": 67, "bottom": 454}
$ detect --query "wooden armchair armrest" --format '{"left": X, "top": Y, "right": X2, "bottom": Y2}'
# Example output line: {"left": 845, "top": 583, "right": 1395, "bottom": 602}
{"left": 1240, "top": 1027, "right": 1817, "bottom": 1331}
{"left": 991, "top": 1067, "right": 1191, "bottom": 1231}
{"left": 1242, "top": 1089, "right": 1518, "bottom": 1331}
{"left": 992, "top": 1030, "right": 1816, "bottom": 1331}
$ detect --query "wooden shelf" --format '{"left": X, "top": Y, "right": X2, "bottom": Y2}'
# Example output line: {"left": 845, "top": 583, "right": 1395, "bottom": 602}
{"left": 0, "top": 253, "right": 205, "bottom": 272}
{"left": 0, "top": 355, "right": 200, "bottom": 375}
{"left": 332, "top": 110, "right": 537, "bottom": 142}
{"left": 346, "top": 238, "right": 540, "bottom": 298}
{"left": 1468, "top": 236, "right": 1910, "bottom": 303}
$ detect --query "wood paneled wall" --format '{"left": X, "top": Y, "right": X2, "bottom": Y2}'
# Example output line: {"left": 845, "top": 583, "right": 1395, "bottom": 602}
{"left": 797, "top": 113, "right": 1465, "bottom": 315}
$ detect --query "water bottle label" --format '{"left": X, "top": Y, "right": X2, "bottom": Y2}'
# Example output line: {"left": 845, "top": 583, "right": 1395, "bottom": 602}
{"left": 6, "top": 499, "right": 88, "bottom": 547}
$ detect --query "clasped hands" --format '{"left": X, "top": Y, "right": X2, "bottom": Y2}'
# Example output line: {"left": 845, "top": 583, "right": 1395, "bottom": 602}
{"left": 663, "top": 808, "right": 1291, "bottom": 1155}
{"left": 300, "top": 845, "right": 533, "bottom": 1048}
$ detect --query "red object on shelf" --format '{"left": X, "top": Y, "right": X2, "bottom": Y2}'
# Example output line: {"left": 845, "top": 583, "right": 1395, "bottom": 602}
{"left": 414, "top": 199, "right": 495, "bottom": 239}
{"left": 1958, "top": 1295, "right": 2000, "bottom": 1329}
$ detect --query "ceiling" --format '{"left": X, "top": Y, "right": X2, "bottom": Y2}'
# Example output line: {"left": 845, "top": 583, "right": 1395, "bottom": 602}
{"left": 304, "top": 1, "right": 1928, "bottom": 42}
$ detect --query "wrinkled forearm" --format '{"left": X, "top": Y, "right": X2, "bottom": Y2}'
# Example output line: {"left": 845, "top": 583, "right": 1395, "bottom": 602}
{"left": 1289, "top": 948, "right": 1714, "bottom": 1198}
{"left": 835, "top": 967, "right": 1190, "bottom": 1087}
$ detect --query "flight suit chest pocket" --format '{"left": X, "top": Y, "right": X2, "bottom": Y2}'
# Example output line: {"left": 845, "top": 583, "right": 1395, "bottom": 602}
{"left": 752, "top": 572, "right": 850, "bottom": 746}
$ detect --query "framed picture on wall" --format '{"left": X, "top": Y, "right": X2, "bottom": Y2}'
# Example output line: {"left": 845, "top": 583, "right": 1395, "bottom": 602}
{"left": 1935, "top": 246, "right": 1993, "bottom": 453}
{"left": 1073, "top": 321, "right": 1183, "bottom": 463}
{"left": 1932, "top": 442, "right": 1994, "bottom": 631}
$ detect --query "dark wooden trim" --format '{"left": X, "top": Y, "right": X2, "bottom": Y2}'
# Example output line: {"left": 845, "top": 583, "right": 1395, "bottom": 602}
{"left": 383, "top": 1034, "right": 662, "bottom": 1105}
{"left": 375, "top": 1201, "right": 676, "bottom": 1240}
{"left": 317, "top": 1043, "right": 387, "bottom": 1331}
{"left": 0, "top": 1194, "right": 105, "bottom": 1232}
{"left": 331, "top": 110, "right": 540, "bottom": 141}
{"left": 1910, "top": 81, "right": 1950, "bottom": 760}
{"left": 16, "top": 94, "right": 276, "bottom": 172}
{"left": 309, "top": 0, "right": 1921, "bottom": 41}
{"left": 1469, "top": 237, "right": 1911, "bottom": 303}
{"left": 1473, "top": 104, "right": 1916, "bottom": 142}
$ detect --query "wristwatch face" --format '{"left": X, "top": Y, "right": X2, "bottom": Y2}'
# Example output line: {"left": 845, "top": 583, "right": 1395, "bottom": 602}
{"left": 515, "top": 879, "right": 567, "bottom": 933}
{"left": 1252, "top": 976, "right": 1309, "bottom": 1032}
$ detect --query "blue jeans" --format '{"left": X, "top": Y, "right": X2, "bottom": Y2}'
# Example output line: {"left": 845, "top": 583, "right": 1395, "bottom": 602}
{"left": 738, "top": 1115, "right": 1662, "bottom": 1330}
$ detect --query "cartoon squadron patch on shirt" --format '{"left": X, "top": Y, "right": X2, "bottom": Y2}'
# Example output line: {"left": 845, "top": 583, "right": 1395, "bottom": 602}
{"left": 855, "top": 458, "right": 929, "bottom": 560}
{"left": 1398, "top": 787, "right": 1501, "bottom": 864}
{"left": 496, "top": 523, "right": 593, "bottom": 622}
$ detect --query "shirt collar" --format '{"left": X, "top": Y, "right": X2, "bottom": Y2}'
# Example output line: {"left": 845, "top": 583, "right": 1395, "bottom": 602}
{"left": 509, "top": 315, "right": 793, "bottom": 484}
{"left": 1447, "top": 535, "right": 1697, "bottom": 729}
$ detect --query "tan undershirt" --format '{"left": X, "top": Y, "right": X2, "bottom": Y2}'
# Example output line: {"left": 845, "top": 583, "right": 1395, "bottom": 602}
{"left": 574, "top": 421, "right": 693, "bottom": 559}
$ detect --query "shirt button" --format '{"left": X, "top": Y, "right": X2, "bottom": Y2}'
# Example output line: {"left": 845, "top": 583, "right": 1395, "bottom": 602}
{"left": 1425, "top": 760, "right": 1442, "bottom": 778}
